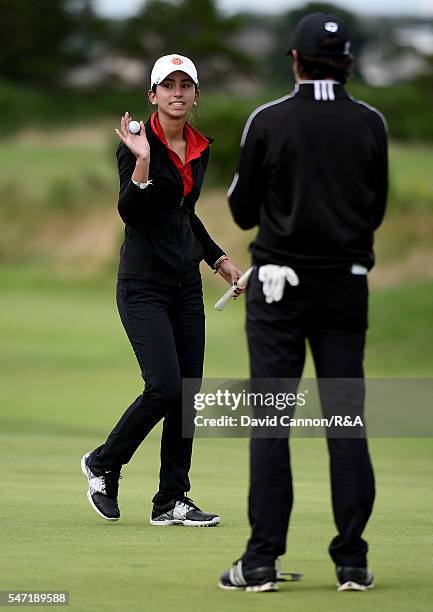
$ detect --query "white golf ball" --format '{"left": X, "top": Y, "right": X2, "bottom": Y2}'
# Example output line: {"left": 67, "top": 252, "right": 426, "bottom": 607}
{"left": 128, "top": 120, "right": 140, "bottom": 134}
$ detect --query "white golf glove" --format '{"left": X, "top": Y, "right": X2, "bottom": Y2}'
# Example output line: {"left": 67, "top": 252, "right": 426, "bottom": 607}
{"left": 258, "top": 264, "right": 300, "bottom": 304}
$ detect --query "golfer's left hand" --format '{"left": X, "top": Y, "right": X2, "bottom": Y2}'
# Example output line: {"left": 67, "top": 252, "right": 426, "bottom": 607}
{"left": 217, "top": 260, "right": 247, "bottom": 299}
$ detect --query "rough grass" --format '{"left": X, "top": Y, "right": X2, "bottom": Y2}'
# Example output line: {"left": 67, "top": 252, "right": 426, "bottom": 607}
{"left": 1, "top": 133, "right": 433, "bottom": 276}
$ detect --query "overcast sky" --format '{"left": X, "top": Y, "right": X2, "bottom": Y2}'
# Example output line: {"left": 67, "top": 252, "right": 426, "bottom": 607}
{"left": 93, "top": 0, "right": 433, "bottom": 18}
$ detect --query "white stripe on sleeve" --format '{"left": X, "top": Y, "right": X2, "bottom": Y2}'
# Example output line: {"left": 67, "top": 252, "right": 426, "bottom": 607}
{"left": 349, "top": 96, "right": 388, "bottom": 132}
{"left": 227, "top": 172, "right": 239, "bottom": 199}
{"left": 239, "top": 88, "right": 298, "bottom": 147}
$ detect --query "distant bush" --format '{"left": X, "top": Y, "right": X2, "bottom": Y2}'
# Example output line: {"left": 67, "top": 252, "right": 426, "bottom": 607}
{"left": 349, "top": 79, "right": 433, "bottom": 142}
{"left": 0, "top": 80, "right": 147, "bottom": 134}
{"left": 1, "top": 77, "right": 432, "bottom": 185}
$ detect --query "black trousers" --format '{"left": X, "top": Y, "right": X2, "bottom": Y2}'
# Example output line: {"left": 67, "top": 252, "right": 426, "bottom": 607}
{"left": 89, "top": 269, "right": 205, "bottom": 505}
{"left": 242, "top": 266, "right": 375, "bottom": 569}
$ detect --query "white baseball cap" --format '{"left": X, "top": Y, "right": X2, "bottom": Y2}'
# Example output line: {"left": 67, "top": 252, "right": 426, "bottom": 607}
{"left": 150, "top": 54, "right": 199, "bottom": 89}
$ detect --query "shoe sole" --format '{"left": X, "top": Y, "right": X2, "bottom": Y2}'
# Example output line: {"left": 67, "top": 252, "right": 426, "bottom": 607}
{"left": 150, "top": 516, "right": 220, "bottom": 527}
{"left": 337, "top": 580, "right": 374, "bottom": 592}
{"left": 81, "top": 453, "right": 119, "bottom": 522}
{"left": 218, "top": 581, "right": 278, "bottom": 592}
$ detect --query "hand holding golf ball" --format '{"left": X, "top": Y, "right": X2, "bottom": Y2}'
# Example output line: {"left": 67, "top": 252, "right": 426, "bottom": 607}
{"left": 114, "top": 111, "right": 150, "bottom": 160}
{"left": 128, "top": 120, "right": 140, "bottom": 134}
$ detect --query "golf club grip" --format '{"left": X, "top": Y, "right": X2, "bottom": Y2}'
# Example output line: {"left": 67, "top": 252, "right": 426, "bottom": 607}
{"left": 214, "top": 266, "right": 254, "bottom": 311}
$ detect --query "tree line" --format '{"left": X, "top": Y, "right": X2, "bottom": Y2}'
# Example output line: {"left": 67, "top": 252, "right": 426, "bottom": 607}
{"left": 0, "top": 0, "right": 392, "bottom": 88}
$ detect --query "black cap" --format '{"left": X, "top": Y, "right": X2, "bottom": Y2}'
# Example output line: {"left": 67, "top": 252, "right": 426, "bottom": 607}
{"left": 290, "top": 12, "right": 351, "bottom": 58}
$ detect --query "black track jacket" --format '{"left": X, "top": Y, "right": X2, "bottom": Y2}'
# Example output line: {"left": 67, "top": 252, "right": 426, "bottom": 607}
{"left": 228, "top": 82, "right": 388, "bottom": 270}
{"left": 117, "top": 119, "right": 225, "bottom": 283}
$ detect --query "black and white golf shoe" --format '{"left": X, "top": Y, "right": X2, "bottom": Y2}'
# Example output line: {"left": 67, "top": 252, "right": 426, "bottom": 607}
{"left": 336, "top": 566, "right": 374, "bottom": 591}
{"left": 81, "top": 451, "right": 121, "bottom": 521}
{"left": 150, "top": 497, "right": 220, "bottom": 527}
{"left": 219, "top": 559, "right": 302, "bottom": 592}
{"left": 219, "top": 560, "right": 277, "bottom": 592}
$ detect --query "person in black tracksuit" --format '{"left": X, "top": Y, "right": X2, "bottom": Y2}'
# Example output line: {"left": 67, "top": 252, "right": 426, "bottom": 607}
{"left": 81, "top": 54, "right": 245, "bottom": 527}
{"left": 220, "top": 14, "right": 388, "bottom": 592}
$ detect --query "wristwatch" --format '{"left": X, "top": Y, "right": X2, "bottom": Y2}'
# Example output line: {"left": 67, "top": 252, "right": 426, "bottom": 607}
{"left": 132, "top": 179, "right": 152, "bottom": 189}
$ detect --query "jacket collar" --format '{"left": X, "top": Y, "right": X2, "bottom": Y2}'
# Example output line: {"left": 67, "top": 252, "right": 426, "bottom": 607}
{"left": 143, "top": 115, "right": 207, "bottom": 202}
{"left": 149, "top": 112, "right": 209, "bottom": 163}
{"left": 292, "top": 80, "right": 349, "bottom": 101}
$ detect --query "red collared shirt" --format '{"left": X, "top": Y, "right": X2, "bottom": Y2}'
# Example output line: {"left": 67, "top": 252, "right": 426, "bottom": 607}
{"left": 150, "top": 111, "right": 209, "bottom": 196}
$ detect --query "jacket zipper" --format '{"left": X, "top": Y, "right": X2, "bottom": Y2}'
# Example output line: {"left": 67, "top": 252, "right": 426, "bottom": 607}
{"left": 152, "top": 135, "right": 205, "bottom": 282}
{"left": 176, "top": 207, "right": 185, "bottom": 286}
{"left": 177, "top": 157, "right": 202, "bottom": 281}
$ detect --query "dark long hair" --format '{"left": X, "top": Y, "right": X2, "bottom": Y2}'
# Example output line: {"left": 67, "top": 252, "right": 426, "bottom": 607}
{"left": 295, "top": 36, "right": 353, "bottom": 84}
{"left": 297, "top": 53, "right": 353, "bottom": 84}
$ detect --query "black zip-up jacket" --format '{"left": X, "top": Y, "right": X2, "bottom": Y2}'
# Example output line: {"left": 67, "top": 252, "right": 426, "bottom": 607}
{"left": 228, "top": 82, "right": 388, "bottom": 270}
{"left": 117, "top": 119, "right": 225, "bottom": 283}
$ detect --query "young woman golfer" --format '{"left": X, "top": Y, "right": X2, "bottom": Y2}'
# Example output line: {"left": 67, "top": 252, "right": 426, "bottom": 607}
{"left": 81, "top": 54, "right": 245, "bottom": 526}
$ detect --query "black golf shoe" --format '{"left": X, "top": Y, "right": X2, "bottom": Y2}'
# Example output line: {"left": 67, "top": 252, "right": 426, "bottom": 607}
{"left": 150, "top": 497, "right": 220, "bottom": 527}
{"left": 81, "top": 451, "right": 121, "bottom": 521}
{"left": 219, "top": 560, "right": 278, "bottom": 592}
{"left": 219, "top": 559, "right": 302, "bottom": 592}
{"left": 336, "top": 566, "right": 374, "bottom": 591}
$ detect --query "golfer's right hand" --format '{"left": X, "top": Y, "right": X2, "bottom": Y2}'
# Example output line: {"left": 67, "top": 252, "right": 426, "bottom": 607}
{"left": 115, "top": 111, "right": 150, "bottom": 160}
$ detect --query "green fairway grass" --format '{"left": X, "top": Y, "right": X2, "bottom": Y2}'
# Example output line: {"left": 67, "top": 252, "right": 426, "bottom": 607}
{"left": 1, "top": 269, "right": 432, "bottom": 611}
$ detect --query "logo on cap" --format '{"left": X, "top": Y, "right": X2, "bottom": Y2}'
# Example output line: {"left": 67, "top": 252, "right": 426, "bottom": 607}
{"left": 324, "top": 22, "right": 339, "bottom": 33}
{"left": 171, "top": 57, "right": 183, "bottom": 65}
